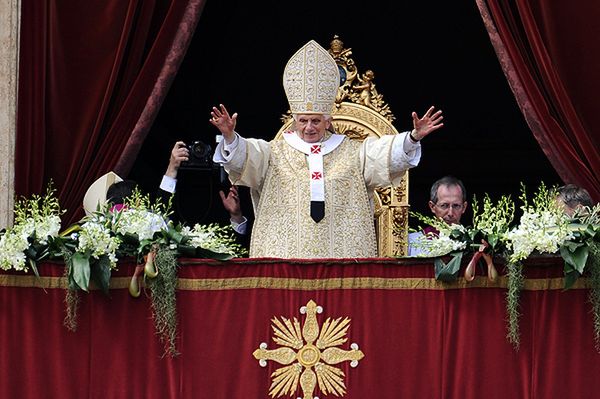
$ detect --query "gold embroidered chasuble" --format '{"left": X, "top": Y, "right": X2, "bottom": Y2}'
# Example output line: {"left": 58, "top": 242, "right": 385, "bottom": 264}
{"left": 225, "top": 133, "right": 409, "bottom": 258}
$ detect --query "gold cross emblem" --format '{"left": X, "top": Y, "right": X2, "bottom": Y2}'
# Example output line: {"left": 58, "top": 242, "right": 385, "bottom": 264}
{"left": 253, "top": 300, "right": 364, "bottom": 398}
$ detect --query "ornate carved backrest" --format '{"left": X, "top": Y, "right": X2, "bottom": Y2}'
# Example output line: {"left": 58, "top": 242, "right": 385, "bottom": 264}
{"left": 275, "top": 36, "right": 409, "bottom": 256}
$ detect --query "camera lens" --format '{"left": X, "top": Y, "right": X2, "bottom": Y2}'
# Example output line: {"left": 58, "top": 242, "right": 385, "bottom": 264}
{"left": 190, "top": 141, "right": 210, "bottom": 158}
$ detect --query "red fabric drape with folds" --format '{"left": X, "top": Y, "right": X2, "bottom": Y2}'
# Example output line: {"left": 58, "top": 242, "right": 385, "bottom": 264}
{"left": 1, "top": 258, "right": 598, "bottom": 398}
{"left": 476, "top": 0, "right": 600, "bottom": 201}
{"left": 15, "top": 0, "right": 205, "bottom": 226}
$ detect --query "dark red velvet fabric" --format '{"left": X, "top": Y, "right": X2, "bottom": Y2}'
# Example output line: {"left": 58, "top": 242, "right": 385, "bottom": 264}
{"left": 1, "top": 258, "right": 598, "bottom": 398}
{"left": 15, "top": 0, "right": 205, "bottom": 226}
{"left": 477, "top": 0, "right": 600, "bottom": 201}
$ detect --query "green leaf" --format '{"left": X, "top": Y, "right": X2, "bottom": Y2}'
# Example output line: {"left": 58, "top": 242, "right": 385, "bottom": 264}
{"left": 28, "top": 258, "right": 40, "bottom": 279}
{"left": 572, "top": 245, "right": 590, "bottom": 274}
{"left": 560, "top": 244, "right": 589, "bottom": 274}
{"left": 195, "top": 247, "right": 233, "bottom": 261}
{"left": 176, "top": 244, "right": 197, "bottom": 258}
{"left": 562, "top": 240, "right": 584, "bottom": 252}
{"left": 468, "top": 228, "right": 479, "bottom": 242}
{"left": 564, "top": 269, "right": 581, "bottom": 290}
{"left": 121, "top": 233, "right": 140, "bottom": 246}
{"left": 90, "top": 256, "right": 112, "bottom": 295}
{"left": 434, "top": 252, "right": 463, "bottom": 282}
{"left": 71, "top": 252, "right": 91, "bottom": 292}
{"left": 167, "top": 229, "right": 185, "bottom": 245}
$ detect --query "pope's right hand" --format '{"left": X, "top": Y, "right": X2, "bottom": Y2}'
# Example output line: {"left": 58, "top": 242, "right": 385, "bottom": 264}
{"left": 209, "top": 104, "right": 237, "bottom": 143}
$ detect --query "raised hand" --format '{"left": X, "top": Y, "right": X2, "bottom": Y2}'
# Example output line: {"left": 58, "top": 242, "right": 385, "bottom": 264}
{"left": 219, "top": 185, "right": 244, "bottom": 223}
{"left": 165, "top": 141, "right": 189, "bottom": 178}
{"left": 411, "top": 106, "right": 444, "bottom": 140}
{"left": 209, "top": 104, "right": 238, "bottom": 143}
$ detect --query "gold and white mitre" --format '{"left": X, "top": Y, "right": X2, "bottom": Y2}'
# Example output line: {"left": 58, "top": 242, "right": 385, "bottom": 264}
{"left": 283, "top": 40, "right": 340, "bottom": 114}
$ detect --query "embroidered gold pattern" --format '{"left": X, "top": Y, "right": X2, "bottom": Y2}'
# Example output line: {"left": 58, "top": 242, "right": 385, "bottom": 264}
{"left": 253, "top": 300, "right": 364, "bottom": 399}
{"left": 250, "top": 138, "right": 377, "bottom": 258}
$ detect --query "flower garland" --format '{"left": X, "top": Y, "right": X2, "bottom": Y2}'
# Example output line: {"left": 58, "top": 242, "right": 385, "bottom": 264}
{"left": 0, "top": 184, "right": 247, "bottom": 356}
{"left": 3, "top": 181, "right": 599, "bottom": 354}
{"left": 407, "top": 182, "right": 600, "bottom": 350}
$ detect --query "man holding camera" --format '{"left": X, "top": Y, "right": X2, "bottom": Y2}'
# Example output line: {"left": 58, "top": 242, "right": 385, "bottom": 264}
{"left": 159, "top": 141, "right": 250, "bottom": 244}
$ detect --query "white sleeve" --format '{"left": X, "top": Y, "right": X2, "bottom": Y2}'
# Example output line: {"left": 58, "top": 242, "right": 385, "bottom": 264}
{"left": 361, "top": 132, "right": 421, "bottom": 189}
{"left": 230, "top": 216, "right": 248, "bottom": 235}
{"left": 159, "top": 175, "right": 177, "bottom": 193}
{"left": 390, "top": 132, "right": 421, "bottom": 176}
{"left": 212, "top": 132, "right": 247, "bottom": 174}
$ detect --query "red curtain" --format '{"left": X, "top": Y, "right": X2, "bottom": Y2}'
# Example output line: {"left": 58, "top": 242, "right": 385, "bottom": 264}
{"left": 1, "top": 258, "right": 598, "bottom": 398}
{"left": 476, "top": 0, "right": 600, "bottom": 201}
{"left": 15, "top": 0, "right": 205, "bottom": 226}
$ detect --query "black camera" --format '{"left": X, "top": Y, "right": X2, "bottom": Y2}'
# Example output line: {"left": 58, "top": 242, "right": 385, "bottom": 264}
{"left": 180, "top": 140, "right": 215, "bottom": 170}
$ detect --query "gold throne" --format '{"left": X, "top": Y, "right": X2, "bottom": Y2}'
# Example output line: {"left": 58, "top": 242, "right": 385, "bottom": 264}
{"left": 276, "top": 36, "right": 409, "bottom": 257}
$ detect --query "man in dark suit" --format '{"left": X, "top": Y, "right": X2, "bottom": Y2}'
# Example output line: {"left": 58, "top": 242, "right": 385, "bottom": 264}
{"left": 159, "top": 141, "right": 251, "bottom": 250}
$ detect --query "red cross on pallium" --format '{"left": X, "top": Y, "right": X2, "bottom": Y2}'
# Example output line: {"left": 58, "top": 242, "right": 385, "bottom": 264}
{"left": 310, "top": 144, "right": 321, "bottom": 154}
{"left": 311, "top": 171, "right": 322, "bottom": 180}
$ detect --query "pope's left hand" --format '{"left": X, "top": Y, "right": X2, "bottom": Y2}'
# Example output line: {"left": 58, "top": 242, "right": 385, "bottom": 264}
{"left": 411, "top": 106, "right": 444, "bottom": 140}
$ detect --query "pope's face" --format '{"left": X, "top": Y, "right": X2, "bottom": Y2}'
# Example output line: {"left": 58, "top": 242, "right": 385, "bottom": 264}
{"left": 295, "top": 114, "right": 330, "bottom": 143}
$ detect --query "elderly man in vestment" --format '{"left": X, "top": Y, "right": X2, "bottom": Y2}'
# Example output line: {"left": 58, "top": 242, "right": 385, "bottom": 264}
{"left": 211, "top": 40, "right": 443, "bottom": 258}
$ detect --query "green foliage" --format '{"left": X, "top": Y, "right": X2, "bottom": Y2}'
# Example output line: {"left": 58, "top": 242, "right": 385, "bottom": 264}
{"left": 561, "top": 205, "right": 600, "bottom": 289}
{"left": 13, "top": 180, "right": 64, "bottom": 224}
{"left": 470, "top": 193, "right": 514, "bottom": 255}
{"left": 588, "top": 242, "right": 600, "bottom": 350}
{"left": 70, "top": 252, "right": 91, "bottom": 292}
{"left": 147, "top": 248, "right": 180, "bottom": 357}
{"left": 506, "top": 261, "right": 524, "bottom": 350}
{"left": 434, "top": 252, "right": 463, "bottom": 282}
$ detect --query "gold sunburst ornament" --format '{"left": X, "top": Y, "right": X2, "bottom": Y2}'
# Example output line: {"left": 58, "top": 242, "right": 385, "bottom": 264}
{"left": 253, "top": 300, "right": 364, "bottom": 399}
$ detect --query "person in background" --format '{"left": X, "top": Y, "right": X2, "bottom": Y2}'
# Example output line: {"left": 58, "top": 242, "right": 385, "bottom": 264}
{"left": 105, "top": 180, "right": 139, "bottom": 212}
{"left": 159, "top": 141, "right": 250, "bottom": 245}
{"left": 556, "top": 183, "right": 594, "bottom": 217}
{"left": 408, "top": 176, "right": 468, "bottom": 256}
{"left": 427, "top": 175, "right": 468, "bottom": 228}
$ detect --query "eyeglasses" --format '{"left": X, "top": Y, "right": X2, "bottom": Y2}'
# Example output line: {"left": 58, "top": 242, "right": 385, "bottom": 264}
{"left": 434, "top": 203, "right": 464, "bottom": 211}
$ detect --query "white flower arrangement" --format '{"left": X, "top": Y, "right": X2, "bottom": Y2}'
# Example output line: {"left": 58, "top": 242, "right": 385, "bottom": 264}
{"left": 0, "top": 183, "right": 63, "bottom": 272}
{"left": 411, "top": 224, "right": 467, "bottom": 258}
{"left": 181, "top": 223, "right": 246, "bottom": 257}
{"left": 113, "top": 207, "right": 167, "bottom": 241}
{"left": 504, "top": 209, "right": 573, "bottom": 263}
{"left": 76, "top": 220, "right": 121, "bottom": 268}
{"left": 503, "top": 184, "right": 573, "bottom": 264}
{"left": 0, "top": 228, "right": 30, "bottom": 271}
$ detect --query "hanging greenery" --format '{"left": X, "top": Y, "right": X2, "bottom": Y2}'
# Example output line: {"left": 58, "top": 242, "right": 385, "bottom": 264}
{"left": 505, "top": 261, "right": 524, "bottom": 349}
{"left": 146, "top": 247, "right": 180, "bottom": 357}
{"left": 588, "top": 242, "right": 600, "bottom": 350}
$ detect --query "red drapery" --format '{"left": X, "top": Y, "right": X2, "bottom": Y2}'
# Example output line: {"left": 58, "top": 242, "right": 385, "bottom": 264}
{"left": 1, "top": 258, "right": 598, "bottom": 398}
{"left": 476, "top": 0, "right": 600, "bottom": 201}
{"left": 15, "top": 0, "right": 205, "bottom": 226}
